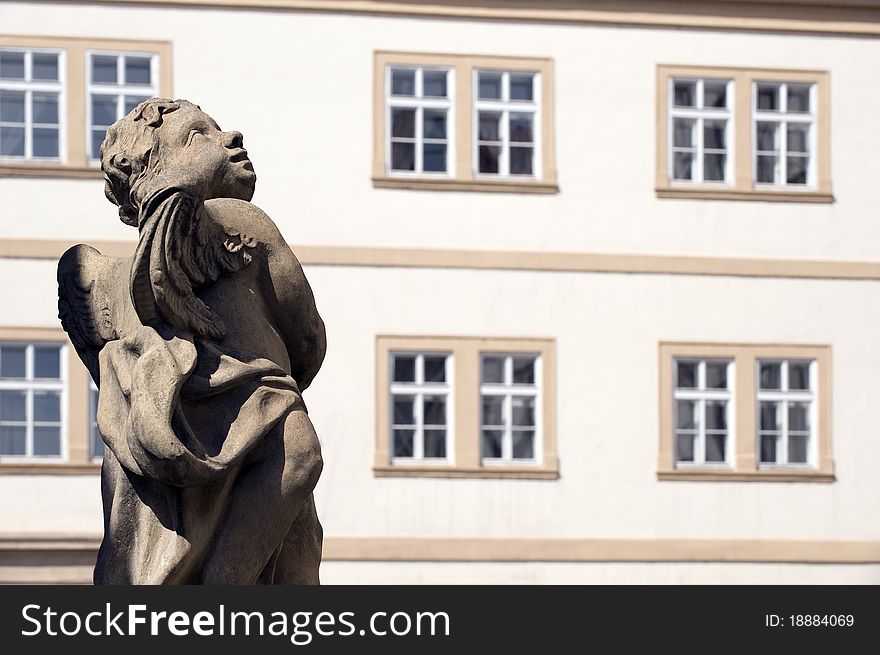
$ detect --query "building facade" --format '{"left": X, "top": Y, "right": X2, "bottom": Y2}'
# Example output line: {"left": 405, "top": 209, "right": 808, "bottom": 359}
{"left": 1, "top": 0, "right": 880, "bottom": 583}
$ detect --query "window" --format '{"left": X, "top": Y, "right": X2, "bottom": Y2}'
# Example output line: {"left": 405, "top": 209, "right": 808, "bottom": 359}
{"left": 374, "top": 52, "right": 557, "bottom": 193}
{"left": 757, "top": 359, "right": 815, "bottom": 467}
{"left": 376, "top": 336, "right": 557, "bottom": 478}
{"left": 659, "top": 343, "right": 832, "bottom": 482}
{"left": 480, "top": 354, "right": 540, "bottom": 462}
{"left": 87, "top": 51, "right": 158, "bottom": 161}
{"left": 0, "top": 36, "right": 170, "bottom": 176}
{"left": 389, "top": 352, "right": 451, "bottom": 461}
{"left": 656, "top": 65, "right": 831, "bottom": 202}
{"left": 89, "top": 380, "right": 103, "bottom": 460}
{"left": 668, "top": 77, "right": 731, "bottom": 183}
{"left": 0, "top": 48, "right": 64, "bottom": 161}
{"left": 673, "top": 359, "right": 732, "bottom": 466}
{"left": 0, "top": 342, "right": 65, "bottom": 458}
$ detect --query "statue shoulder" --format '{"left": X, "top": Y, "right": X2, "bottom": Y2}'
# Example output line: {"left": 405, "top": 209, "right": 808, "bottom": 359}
{"left": 202, "top": 198, "right": 290, "bottom": 254}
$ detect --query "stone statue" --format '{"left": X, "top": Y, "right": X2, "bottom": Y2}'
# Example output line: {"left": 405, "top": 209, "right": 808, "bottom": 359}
{"left": 57, "top": 98, "right": 326, "bottom": 584}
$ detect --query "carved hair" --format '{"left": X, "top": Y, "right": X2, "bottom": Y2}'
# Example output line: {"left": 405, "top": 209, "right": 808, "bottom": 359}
{"left": 100, "top": 98, "right": 197, "bottom": 226}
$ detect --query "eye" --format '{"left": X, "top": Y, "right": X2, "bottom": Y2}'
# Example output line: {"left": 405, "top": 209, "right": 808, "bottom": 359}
{"left": 186, "top": 128, "right": 205, "bottom": 145}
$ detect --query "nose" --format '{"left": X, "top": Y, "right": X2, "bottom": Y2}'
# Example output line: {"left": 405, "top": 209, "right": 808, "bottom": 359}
{"left": 223, "top": 131, "right": 243, "bottom": 148}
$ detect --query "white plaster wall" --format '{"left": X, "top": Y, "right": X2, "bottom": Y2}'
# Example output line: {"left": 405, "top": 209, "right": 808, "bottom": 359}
{"left": 1, "top": 2, "right": 880, "bottom": 260}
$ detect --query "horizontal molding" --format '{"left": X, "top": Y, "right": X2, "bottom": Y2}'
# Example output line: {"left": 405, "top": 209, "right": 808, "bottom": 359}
{"left": 656, "top": 188, "right": 835, "bottom": 203}
{"left": 658, "top": 471, "right": 835, "bottom": 483}
{"left": 6, "top": 238, "right": 880, "bottom": 280}
{"left": 4, "top": 535, "right": 878, "bottom": 565}
{"left": 0, "top": 463, "right": 100, "bottom": 475}
{"left": 373, "top": 176, "right": 559, "bottom": 194}
{"left": 42, "top": 1, "right": 880, "bottom": 36}
{"left": 0, "top": 164, "right": 101, "bottom": 179}
{"left": 373, "top": 465, "right": 559, "bottom": 479}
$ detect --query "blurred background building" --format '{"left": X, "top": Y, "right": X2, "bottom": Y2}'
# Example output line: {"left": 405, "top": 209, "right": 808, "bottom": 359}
{"left": 1, "top": 0, "right": 880, "bottom": 584}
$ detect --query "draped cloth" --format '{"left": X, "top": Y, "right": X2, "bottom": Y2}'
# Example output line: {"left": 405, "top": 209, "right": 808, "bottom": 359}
{"left": 94, "top": 325, "right": 304, "bottom": 584}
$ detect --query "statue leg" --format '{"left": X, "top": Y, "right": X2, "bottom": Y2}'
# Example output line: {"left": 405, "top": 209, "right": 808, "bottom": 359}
{"left": 200, "top": 409, "right": 322, "bottom": 584}
{"left": 272, "top": 493, "right": 323, "bottom": 584}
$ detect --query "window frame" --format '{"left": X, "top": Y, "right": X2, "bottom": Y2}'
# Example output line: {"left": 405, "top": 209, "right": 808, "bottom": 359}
{"left": 752, "top": 81, "right": 817, "bottom": 189}
{"left": 756, "top": 359, "right": 817, "bottom": 468}
{"left": 658, "top": 342, "right": 833, "bottom": 482}
{"left": 672, "top": 358, "right": 734, "bottom": 468}
{"left": 479, "top": 352, "right": 542, "bottom": 465}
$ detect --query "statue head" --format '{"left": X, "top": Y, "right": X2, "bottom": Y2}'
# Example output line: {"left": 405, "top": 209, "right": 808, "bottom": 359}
{"left": 100, "top": 98, "right": 257, "bottom": 226}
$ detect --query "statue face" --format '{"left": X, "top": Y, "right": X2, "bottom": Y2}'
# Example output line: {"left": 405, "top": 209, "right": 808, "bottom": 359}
{"left": 152, "top": 105, "right": 256, "bottom": 202}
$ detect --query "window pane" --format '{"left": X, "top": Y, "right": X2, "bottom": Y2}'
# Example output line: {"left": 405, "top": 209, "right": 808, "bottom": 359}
{"left": 1, "top": 126, "right": 25, "bottom": 157}
{"left": 703, "top": 81, "right": 727, "bottom": 108}
{"left": 0, "top": 426, "right": 26, "bottom": 455}
{"left": 676, "top": 361, "right": 697, "bottom": 388}
{"left": 481, "top": 395, "right": 504, "bottom": 426}
{"left": 478, "top": 72, "right": 502, "bottom": 100}
{"left": 34, "top": 346, "right": 61, "bottom": 378}
{"left": 478, "top": 112, "right": 501, "bottom": 142}
{"left": 760, "top": 434, "right": 778, "bottom": 463}
{"left": 703, "top": 153, "right": 726, "bottom": 182}
{"left": 789, "top": 402, "right": 810, "bottom": 432}
{"left": 703, "top": 120, "right": 726, "bottom": 150}
{"left": 789, "top": 361, "right": 811, "bottom": 390}
{"left": 676, "top": 434, "right": 695, "bottom": 462}
{"left": 705, "top": 362, "right": 728, "bottom": 389}
{"left": 673, "top": 80, "right": 696, "bottom": 107}
{"left": 759, "top": 401, "right": 779, "bottom": 431}
{"left": 787, "top": 124, "right": 809, "bottom": 153}
{"left": 124, "top": 56, "right": 151, "bottom": 85}
{"left": 0, "top": 51, "right": 25, "bottom": 79}
{"left": 787, "top": 85, "right": 811, "bottom": 113}
{"left": 0, "top": 346, "right": 26, "bottom": 378}
{"left": 422, "top": 70, "right": 447, "bottom": 97}
{"left": 33, "top": 391, "right": 61, "bottom": 422}
{"left": 481, "top": 356, "right": 505, "bottom": 383}
{"left": 392, "top": 396, "right": 415, "bottom": 424}
{"left": 92, "top": 55, "right": 118, "bottom": 84}
{"left": 676, "top": 400, "right": 697, "bottom": 430}
{"left": 92, "top": 129, "right": 106, "bottom": 161}
{"left": 390, "top": 142, "right": 414, "bottom": 171}
{"left": 705, "top": 434, "right": 726, "bottom": 462}
{"left": 423, "top": 356, "right": 446, "bottom": 383}
{"left": 423, "top": 143, "right": 446, "bottom": 172}
{"left": 423, "top": 429, "right": 446, "bottom": 458}
{"left": 788, "top": 434, "right": 809, "bottom": 464}
{"left": 510, "top": 74, "right": 534, "bottom": 101}
{"left": 756, "top": 122, "right": 779, "bottom": 152}
{"left": 756, "top": 155, "right": 778, "bottom": 183}
{"left": 481, "top": 429, "right": 503, "bottom": 458}
{"left": 512, "top": 357, "right": 535, "bottom": 384}
{"left": 390, "top": 107, "right": 415, "bottom": 138}
{"left": 479, "top": 145, "right": 500, "bottom": 174}
{"left": 423, "top": 109, "right": 446, "bottom": 139}
{"left": 0, "top": 90, "right": 25, "bottom": 123}
{"left": 757, "top": 84, "right": 780, "bottom": 111}
{"left": 92, "top": 94, "right": 118, "bottom": 127}
{"left": 0, "top": 390, "right": 26, "bottom": 421}
{"left": 509, "top": 113, "right": 533, "bottom": 143}
{"left": 512, "top": 430, "right": 534, "bottom": 459}
{"left": 393, "top": 429, "right": 414, "bottom": 458}
{"left": 390, "top": 68, "right": 415, "bottom": 96}
{"left": 705, "top": 401, "right": 727, "bottom": 430}
{"left": 786, "top": 156, "right": 808, "bottom": 185}
{"left": 672, "top": 152, "right": 694, "bottom": 180}
{"left": 512, "top": 396, "right": 535, "bottom": 427}
{"left": 423, "top": 395, "right": 446, "bottom": 426}
{"left": 510, "top": 146, "right": 533, "bottom": 175}
{"left": 33, "top": 426, "right": 61, "bottom": 456}
{"left": 32, "top": 93, "right": 59, "bottom": 124}
{"left": 672, "top": 118, "right": 694, "bottom": 148}
{"left": 124, "top": 95, "right": 150, "bottom": 114}
{"left": 32, "top": 53, "right": 59, "bottom": 81}
{"left": 32, "top": 128, "right": 59, "bottom": 158}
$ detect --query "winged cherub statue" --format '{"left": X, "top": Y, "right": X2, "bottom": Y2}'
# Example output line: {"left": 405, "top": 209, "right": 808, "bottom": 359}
{"left": 58, "top": 98, "right": 326, "bottom": 584}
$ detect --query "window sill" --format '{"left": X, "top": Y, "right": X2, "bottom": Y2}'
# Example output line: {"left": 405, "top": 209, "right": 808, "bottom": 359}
{"left": 0, "top": 462, "right": 101, "bottom": 475}
{"left": 657, "top": 468, "right": 834, "bottom": 482}
{"left": 0, "top": 163, "right": 101, "bottom": 179}
{"left": 373, "top": 464, "right": 559, "bottom": 479}
{"left": 656, "top": 186, "right": 834, "bottom": 203}
{"left": 373, "top": 175, "right": 558, "bottom": 194}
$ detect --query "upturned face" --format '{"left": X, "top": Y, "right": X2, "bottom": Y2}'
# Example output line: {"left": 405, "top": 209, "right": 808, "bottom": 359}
{"left": 151, "top": 105, "right": 256, "bottom": 201}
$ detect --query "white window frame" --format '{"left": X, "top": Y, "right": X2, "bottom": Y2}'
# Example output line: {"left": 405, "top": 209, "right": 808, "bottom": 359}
{"left": 756, "top": 359, "right": 817, "bottom": 468}
{"left": 86, "top": 50, "right": 159, "bottom": 162}
{"left": 0, "top": 342, "right": 68, "bottom": 460}
{"left": 479, "top": 352, "right": 542, "bottom": 464}
{"left": 473, "top": 69, "right": 541, "bottom": 179}
{"left": 0, "top": 47, "right": 66, "bottom": 162}
{"left": 88, "top": 379, "right": 104, "bottom": 461}
{"left": 389, "top": 351, "right": 453, "bottom": 463}
{"left": 385, "top": 65, "right": 454, "bottom": 177}
{"left": 752, "top": 81, "right": 816, "bottom": 188}
{"left": 668, "top": 76, "right": 733, "bottom": 185}
{"left": 673, "top": 358, "right": 734, "bottom": 467}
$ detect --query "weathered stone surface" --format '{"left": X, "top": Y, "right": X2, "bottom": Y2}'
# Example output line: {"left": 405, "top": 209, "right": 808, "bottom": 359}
{"left": 58, "top": 99, "right": 326, "bottom": 584}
